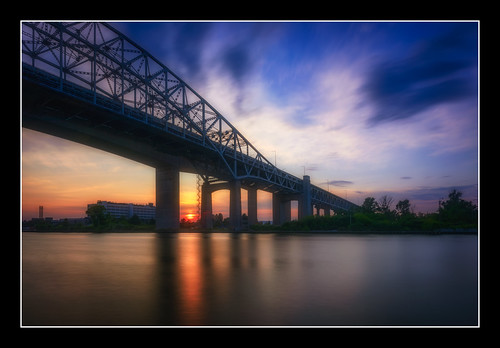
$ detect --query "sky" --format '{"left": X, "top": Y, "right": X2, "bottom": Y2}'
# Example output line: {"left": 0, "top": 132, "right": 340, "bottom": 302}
{"left": 21, "top": 20, "right": 479, "bottom": 221}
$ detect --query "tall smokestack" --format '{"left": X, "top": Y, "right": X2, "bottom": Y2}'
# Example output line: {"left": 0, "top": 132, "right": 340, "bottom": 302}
{"left": 39, "top": 205, "right": 43, "bottom": 219}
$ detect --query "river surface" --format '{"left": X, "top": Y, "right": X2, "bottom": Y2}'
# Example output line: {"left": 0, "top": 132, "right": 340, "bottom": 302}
{"left": 21, "top": 232, "right": 478, "bottom": 327}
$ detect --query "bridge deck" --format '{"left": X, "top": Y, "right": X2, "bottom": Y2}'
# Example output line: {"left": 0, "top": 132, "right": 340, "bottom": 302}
{"left": 22, "top": 21, "right": 358, "bottom": 216}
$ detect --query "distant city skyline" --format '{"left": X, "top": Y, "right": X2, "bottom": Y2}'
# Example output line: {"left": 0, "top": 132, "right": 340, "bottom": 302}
{"left": 21, "top": 21, "right": 479, "bottom": 221}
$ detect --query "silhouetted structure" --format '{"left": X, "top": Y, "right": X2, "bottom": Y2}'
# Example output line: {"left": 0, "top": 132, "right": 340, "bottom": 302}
{"left": 22, "top": 21, "right": 358, "bottom": 231}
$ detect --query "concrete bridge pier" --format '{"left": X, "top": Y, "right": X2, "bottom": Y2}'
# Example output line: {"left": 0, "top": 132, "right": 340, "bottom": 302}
{"left": 200, "top": 180, "right": 250, "bottom": 231}
{"left": 156, "top": 171, "right": 318, "bottom": 231}
{"left": 273, "top": 194, "right": 292, "bottom": 225}
{"left": 156, "top": 166, "right": 180, "bottom": 231}
{"left": 313, "top": 205, "right": 331, "bottom": 217}
{"left": 247, "top": 187, "right": 258, "bottom": 226}
{"left": 298, "top": 175, "right": 313, "bottom": 220}
{"left": 201, "top": 181, "right": 213, "bottom": 230}
{"left": 324, "top": 207, "right": 331, "bottom": 216}
{"left": 229, "top": 180, "right": 242, "bottom": 231}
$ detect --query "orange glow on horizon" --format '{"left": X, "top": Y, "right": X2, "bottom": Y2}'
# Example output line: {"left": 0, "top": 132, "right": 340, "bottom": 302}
{"left": 22, "top": 129, "right": 156, "bottom": 220}
{"left": 183, "top": 213, "right": 198, "bottom": 221}
{"left": 22, "top": 129, "right": 278, "bottom": 222}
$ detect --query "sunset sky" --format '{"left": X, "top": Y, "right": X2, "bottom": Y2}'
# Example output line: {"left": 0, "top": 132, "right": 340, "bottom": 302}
{"left": 21, "top": 21, "right": 479, "bottom": 221}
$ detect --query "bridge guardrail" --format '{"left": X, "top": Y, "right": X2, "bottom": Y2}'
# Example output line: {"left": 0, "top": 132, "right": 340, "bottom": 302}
{"left": 22, "top": 21, "right": 358, "bottom": 211}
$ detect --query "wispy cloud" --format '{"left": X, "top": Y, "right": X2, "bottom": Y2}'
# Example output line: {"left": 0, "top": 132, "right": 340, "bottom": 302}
{"left": 403, "top": 185, "right": 478, "bottom": 202}
{"left": 118, "top": 22, "right": 215, "bottom": 84}
{"left": 325, "top": 180, "right": 354, "bottom": 187}
{"left": 361, "top": 23, "right": 478, "bottom": 126}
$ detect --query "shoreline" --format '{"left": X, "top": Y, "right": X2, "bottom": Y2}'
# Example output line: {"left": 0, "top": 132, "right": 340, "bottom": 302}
{"left": 22, "top": 228, "right": 478, "bottom": 235}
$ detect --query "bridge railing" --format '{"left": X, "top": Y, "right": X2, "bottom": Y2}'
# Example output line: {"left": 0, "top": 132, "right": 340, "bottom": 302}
{"left": 310, "top": 185, "right": 358, "bottom": 212}
{"left": 21, "top": 22, "right": 300, "bottom": 187}
{"left": 23, "top": 61, "right": 304, "bottom": 192}
{"left": 22, "top": 21, "right": 358, "bottom": 210}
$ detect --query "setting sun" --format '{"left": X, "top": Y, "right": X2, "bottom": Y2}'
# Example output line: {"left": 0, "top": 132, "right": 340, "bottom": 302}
{"left": 184, "top": 213, "right": 198, "bottom": 221}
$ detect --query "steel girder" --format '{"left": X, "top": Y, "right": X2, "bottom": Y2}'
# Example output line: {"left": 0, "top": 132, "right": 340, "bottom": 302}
{"left": 311, "top": 186, "right": 358, "bottom": 212}
{"left": 21, "top": 21, "right": 357, "bottom": 211}
{"left": 21, "top": 21, "right": 302, "bottom": 193}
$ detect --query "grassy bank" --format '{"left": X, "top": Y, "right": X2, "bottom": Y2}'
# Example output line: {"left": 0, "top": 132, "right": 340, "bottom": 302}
{"left": 250, "top": 211, "right": 477, "bottom": 234}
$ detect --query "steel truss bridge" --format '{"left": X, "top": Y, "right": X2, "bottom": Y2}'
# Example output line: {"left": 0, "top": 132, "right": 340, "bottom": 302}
{"left": 22, "top": 21, "right": 358, "bottom": 230}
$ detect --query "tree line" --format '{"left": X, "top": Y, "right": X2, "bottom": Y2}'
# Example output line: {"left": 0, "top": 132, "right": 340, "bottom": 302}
{"left": 253, "top": 189, "right": 478, "bottom": 233}
{"left": 27, "top": 189, "right": 477, "bottom": 233}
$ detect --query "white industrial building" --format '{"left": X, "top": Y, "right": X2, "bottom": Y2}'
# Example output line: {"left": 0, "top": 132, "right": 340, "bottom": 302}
{"left": 87, "top": 200, "right": 156, "bottom": 221}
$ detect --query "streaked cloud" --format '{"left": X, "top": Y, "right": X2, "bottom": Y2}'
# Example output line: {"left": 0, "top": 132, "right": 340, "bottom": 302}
{"left": 326, "top": 180, "right": 354, "bottom": 187}
{"left": 362, "top": 23, "right": 478, "bottom": 126}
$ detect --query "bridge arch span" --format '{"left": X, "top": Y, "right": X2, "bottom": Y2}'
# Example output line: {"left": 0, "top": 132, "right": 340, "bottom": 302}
{"left": 22, "top": 21, "right": 359, "bottom": 231}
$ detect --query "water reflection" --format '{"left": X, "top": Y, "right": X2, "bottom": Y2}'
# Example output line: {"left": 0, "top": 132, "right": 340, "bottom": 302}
{"left": 23, "top": 232, "right": 478, "bottom": 326}
{"left": 177, "top": 234, "right": 204, "bottom": 325}
{"left": 152, "top": 233, "right": 477, "bottom": 326}
{"left": 22, "top": 233, "right": 158, "bottom": 325}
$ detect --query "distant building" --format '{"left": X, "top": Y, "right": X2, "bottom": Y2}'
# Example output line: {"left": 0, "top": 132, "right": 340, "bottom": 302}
{"left": 87, "top": 200, "right": 156, "bottom": 221}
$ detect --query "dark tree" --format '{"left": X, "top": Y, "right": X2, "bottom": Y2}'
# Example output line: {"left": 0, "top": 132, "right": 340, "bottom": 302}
{"left": 438, "top": 189, "right": 477, "bottom": 226}
{"left": 377, "top": 195, "right": 394, "bottom": 216}
{"left": 213, "top": 213, "right": 224, "bottom": 227}
{"left": 361, "top": 197, "right": 379, "bottom": 214}
{"left": 395, "top": 199, "right": 412, "bottom": 216}
{"left": 128, "top": 214, "right": 141, "bottom": 225}
{"left": 86, "top": 204, "right": 110, "bottom": 227}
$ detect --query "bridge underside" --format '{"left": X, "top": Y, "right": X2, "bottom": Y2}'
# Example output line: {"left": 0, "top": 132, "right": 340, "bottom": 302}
{"left": 23, "top": 79, "right": 221, "bottom": 174}
{"left": 22, "top": 80, "right": 321, "bottom": 230}
{"left": 21, "top": 21, "right": 359, "bottom": 231}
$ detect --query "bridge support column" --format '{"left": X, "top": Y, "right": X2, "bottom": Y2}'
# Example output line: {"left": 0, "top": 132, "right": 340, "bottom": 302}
{"left": 156, "top": 166, "right": 180, "bottom": 231}
{"left": 324, "top": 207, "right": 331, "bottom": 217}
{"left": 201, "top": 182, "right": 213, "bottom": 230}
{"left": 229, "top": 180, "right": 242, "bottom": 231}
{"left": 247, "top": 187, "right": 258, "bottom": 226}
{"left": 273, "top": 193, "right": 291, "bottom": 225}
{"left": 299, "top": 175, "right": 313, "bottom": 220}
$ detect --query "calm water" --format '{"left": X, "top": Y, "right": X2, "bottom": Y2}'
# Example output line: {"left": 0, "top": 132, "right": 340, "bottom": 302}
{"left": 21, "top": 232, "right": 478, "bottom": 327}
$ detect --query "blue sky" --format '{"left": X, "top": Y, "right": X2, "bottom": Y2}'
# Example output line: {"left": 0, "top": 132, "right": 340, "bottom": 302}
{"left": 22, "top": 21, "right": 479, "bottom": 219}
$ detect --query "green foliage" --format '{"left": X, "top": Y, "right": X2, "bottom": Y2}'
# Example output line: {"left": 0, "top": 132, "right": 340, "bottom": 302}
{"left": 29, "top": 189, "right": 477, "bottom": 234}
{"left": 128, "top": 214, "right": 141, "bottom": 225}
{"left": 86, "top": 204, "right": 111, "bottom": 228}
{"left": 438, "top": 189, "right": 478, "bottom": 228}
{"left": 253, "top": 190, "right": 477, "bottom": 233}
{"left": 420, "top": 213, "right": 442, "bottom": 231}
{"left": 361, "top": 197, "right": 378, "bottom": 214}
{"left": 213, "top": 213, "right": 225, "bottom": 228}
{"left": 377, "top": 195, "right": 395, "bottom": 217}
{"left": 395, "top": 199, "right": 412, "bottom": 216}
